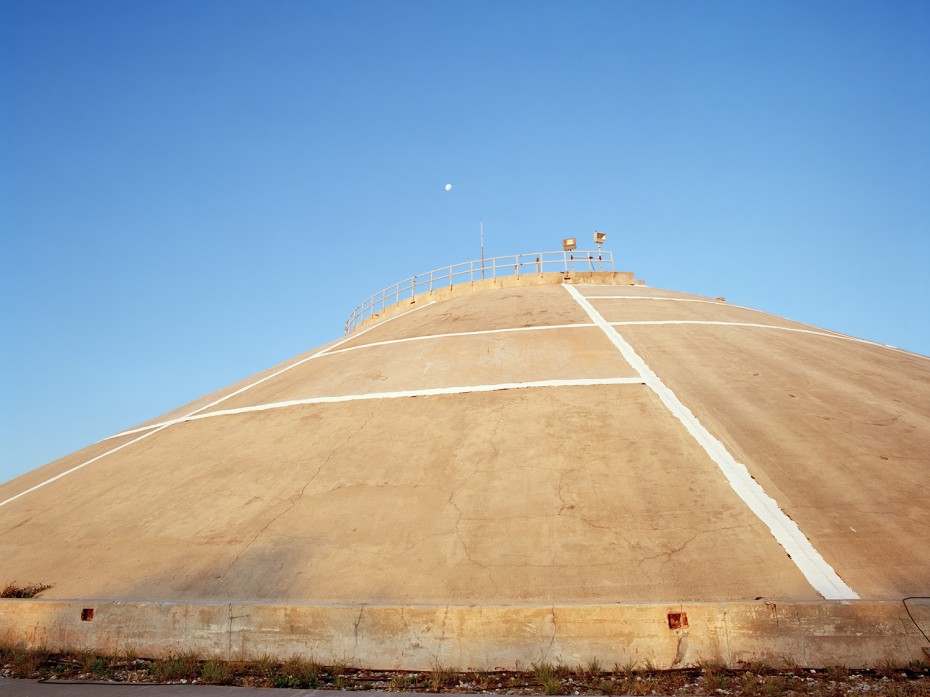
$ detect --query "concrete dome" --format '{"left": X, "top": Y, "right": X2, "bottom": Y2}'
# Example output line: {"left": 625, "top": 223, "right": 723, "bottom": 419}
{"left": 2, "top": 270, "right": 929, "bottom": 668}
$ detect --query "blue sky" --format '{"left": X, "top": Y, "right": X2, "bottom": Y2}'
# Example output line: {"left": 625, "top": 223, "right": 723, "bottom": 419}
{"left": 2, "top": 0, "right": 928, "bottom": 484}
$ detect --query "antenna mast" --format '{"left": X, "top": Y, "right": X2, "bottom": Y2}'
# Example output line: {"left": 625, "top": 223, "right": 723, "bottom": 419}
{"left": 480, "top": 219, "right": 485, "bottom": 280}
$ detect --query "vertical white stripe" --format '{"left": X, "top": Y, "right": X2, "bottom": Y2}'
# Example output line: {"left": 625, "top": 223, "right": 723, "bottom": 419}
{"left": 563, "top": 284, "right": 858, "bottom": 600}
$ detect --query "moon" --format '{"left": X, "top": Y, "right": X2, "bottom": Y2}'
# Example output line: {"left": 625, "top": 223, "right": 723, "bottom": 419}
{"left": 444, "top": 183, "right": 452, "bottom": 191}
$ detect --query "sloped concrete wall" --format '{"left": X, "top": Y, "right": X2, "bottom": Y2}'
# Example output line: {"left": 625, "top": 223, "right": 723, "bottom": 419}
{"left": 351, "top": 270, "right": 636, "bottom": 332}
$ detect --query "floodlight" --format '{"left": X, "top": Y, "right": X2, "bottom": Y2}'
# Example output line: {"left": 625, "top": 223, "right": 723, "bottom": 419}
{"left": 562, "top": 238, "right": 577, "bottom": 251}
{"left": 594, "top": 231, "right": 606, "bottom": 246}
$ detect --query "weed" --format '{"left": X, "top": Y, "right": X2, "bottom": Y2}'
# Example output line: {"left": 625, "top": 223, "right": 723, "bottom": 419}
{"left": 584, "top": 656, "right": 603, "bottom": 675}
{"left": 251, "top": 652, "right": 278, "bottom": 679}
{"left": 613, "top": 660, "right": 637, "bottom": 678}
{"left": 701, "top": 670, "right": 730, "bottom": 691}
{"left": 533, "top": 660, "right": 556, "bottom": 682}
{"left": 88, "top": 656, "right": 111, "bottom": 677}
{"left": 747, "top": 660, "right": 774, "bottom": 675}
{"left": 877, "top": 659, "right": 907, "bottom": 680}
{"left": 698, "top": 659, "right": 727, "bottom": 675}
{"left": 429, "top": 660, "right": 453, "bottom": 691}
{"left": 147, "top": 651, "right": 200, "bottom": 681}
{"left": 762, "top": 675, "right": 790, "bottom": 696}
{"left": 3, "top": 645, "right": 50, "bottom": 678}
{"left": 0, "top": 582, "right": 52, "bottom": 598}
{"left": 827, "top": 664, "right": 849, "bottom": 680}
{"left": 389, "top": 671, "right": 415, "bottom": 690}
{"left": 541, "top": 674, "right": 564, "bottom": 694}
{"left": 907, "top": 659, "right": 929, "bottom": 674}
{"left": 554, "top": 660, "right": 571, "bottom": 677}
{"left": 274, "top": 653, "right": 321, "bottom": 689}
{"left": 200, "top": 658, "right": 232, "bottom": 684}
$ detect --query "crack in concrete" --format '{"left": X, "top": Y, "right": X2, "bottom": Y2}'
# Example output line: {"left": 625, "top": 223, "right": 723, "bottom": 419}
{"left": 353, "top": 605, "right": 364, "bottom": 659}
{"left": 637, "top": 523, "right": 756, "bottom": 565}
{"left": 218, "top": 401, "right": 384, "bottom": 580}
{"left": 544, "top": 605, "right": 557, "bottom": 662}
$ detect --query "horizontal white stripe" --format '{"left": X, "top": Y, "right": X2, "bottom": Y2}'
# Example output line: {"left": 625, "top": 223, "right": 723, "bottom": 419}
{"left": 585, "top": 295, "right": 720, "bottom": 302}
{"left": 97, "top": 301, "right": 438, "bottom": 444}
{"left": 565, "top": 284, "right": 859, "bottom": 600}
{"left": 608, "top": 320, "right": 903, "bottom": 351}
{"left": 1, "top": 302, "right": 439, "bottom": 508}
{"left": 104, "top": 378, "right": 646, "bottom": 438}
{"left": 0, "top": 424, "right": 172, "bottom": 509}
{"left": 611, "top": 319, "right": 843, "bottom": 336}
{"left": 326, "top": 323, "right": 595, "bottom": 357}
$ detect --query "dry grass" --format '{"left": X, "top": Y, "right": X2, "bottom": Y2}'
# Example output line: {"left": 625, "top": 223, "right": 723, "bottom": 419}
{"left": 0, "top": 582, "right": 52, "bottom": 598}
{"left": 0, "top": 642, "right": 928, "bottom": 694}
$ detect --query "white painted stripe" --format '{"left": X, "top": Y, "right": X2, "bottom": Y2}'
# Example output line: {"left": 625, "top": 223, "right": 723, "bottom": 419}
{"left": 99, "top": 378, "right": 646, "bottom": 436}
{"left": 611, "top": 320, "right": 847, "bottom": 339}
{"left": 0, "top": 425, "right": 171, "bottom": 509}
{"left": 2, "top": 301, "right": 440, "bottom": 507}
{"left": 97, "top": 300, "right": 439, "bottom": 444}
{"left": 326, "top": 323, "right": 595, "bottom": 357}
{"left": 585, "top": 295, "right": 778, "bottom": 317}
{"left": 585, "top": 298, "right": 928, "bottom": 358}
{"left": 564, "top": 284, "right": 859, "bottom": 600}
{"left": 586, "top": 295, "right": 722, "bottom": 302}
{"left": 608, "top": 320, "right": 922, "bottom": 354}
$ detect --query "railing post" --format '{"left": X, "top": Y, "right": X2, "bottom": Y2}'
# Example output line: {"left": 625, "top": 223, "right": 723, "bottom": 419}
{"left": 346, "top": 248, "right": 616, "bottom": 331}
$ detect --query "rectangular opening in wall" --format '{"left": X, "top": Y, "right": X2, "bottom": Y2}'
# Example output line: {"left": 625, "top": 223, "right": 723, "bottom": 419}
{"left": 81, "top": 608, "right": 94, "bottom": 622}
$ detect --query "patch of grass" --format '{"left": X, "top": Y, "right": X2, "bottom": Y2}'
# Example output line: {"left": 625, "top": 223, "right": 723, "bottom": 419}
{"left": 200, "top": 658, "right": 232, "bottom": 684}
{"left": 147, "top": 651, "right": 200, "bottom": 682}
{"left": 877, "top": 659, "right": 907, "bottom": 680}
{"left": 2, "top": 644, "right": 50, "bottom": 678}
{"left": 584, "top": 656, "right": 603, "bottom": 676}
{"left": 389, "top": 672, "right": 416, "bottom": 690}
{"left": 540, "top": 674, "right": 564, "bottom": 695}
{"left": 746, "top": 660, "right": 774, "bottom": 675}
{"left": 827, "top": 664, "right": 849, "bottom": 680}
{"left": 613, "top": 660, "right": 638, "bottom": 678}
{"left": 250, "top": 652, "right": 278, "bottom": 679}
{"left": 701, "top": 669, "right": 731, "bottom": 692}
{"left": 429, "top": 660, "right": 453, "bottom": 691}
{"left": 0, "top": 582, "right": 52, "bottom": 598}
{"left": 271, "top": 653, "right": 322, "bottom": 689}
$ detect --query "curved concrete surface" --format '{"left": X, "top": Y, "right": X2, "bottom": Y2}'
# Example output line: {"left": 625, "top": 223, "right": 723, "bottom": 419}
{"left": 2, "top": 273, "right": 929, "bottom": 668}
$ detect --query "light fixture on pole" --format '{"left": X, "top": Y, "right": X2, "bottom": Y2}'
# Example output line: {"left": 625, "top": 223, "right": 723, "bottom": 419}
{"left": 594, "top": 231, "right": 606, "bottom": 270}
{"left": 562, "top": 237, "right": 577, "bottom": 274}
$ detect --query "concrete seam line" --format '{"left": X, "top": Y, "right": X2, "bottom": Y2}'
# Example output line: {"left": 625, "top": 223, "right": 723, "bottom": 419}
{"left": 325, "top": 323, "right": 597, "bottom": 356}
{"left": 98, "top": 378, "right": 647, "bottom": 438}
{"left": 563, "top": 284, "right": 860, "bottom": 600}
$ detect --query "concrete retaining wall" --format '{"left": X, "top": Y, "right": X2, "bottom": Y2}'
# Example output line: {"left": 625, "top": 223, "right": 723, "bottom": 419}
{"left": 3, "top": 599, "right": 928, "bottom": 669}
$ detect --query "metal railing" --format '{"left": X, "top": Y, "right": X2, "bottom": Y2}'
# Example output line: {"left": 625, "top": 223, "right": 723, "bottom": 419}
{"left": 344, "top": 249, "right": 614, "bottom": 334}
